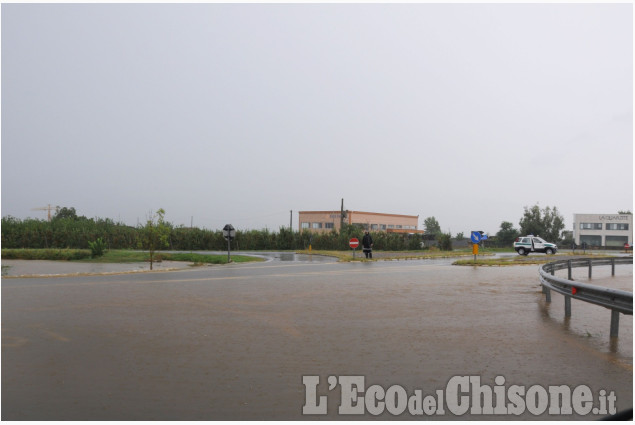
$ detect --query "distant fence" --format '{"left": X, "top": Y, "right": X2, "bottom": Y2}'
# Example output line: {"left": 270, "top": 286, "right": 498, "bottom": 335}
{"left": 538, "top": 257, "right": 633, "bottom": 338}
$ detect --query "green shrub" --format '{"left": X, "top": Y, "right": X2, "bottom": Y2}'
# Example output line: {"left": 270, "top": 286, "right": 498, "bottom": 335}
{"left": 437, "top": 233, "right": 453, "bottom": 251}
{"left": 88, "top": 238, "right": 107, "bottom": 257}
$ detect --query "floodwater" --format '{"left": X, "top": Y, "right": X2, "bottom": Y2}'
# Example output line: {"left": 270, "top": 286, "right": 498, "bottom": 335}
{"left": 222, "top": 251, "right": 338, "bottom": 263}
{"left": 2, "top": 258, "right": 632, "bottom": 420}
{"left": 547, "top": 264, "right": 633, "bottom": 358}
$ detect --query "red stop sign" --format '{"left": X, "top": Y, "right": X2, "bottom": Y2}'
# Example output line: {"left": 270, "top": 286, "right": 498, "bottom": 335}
{"left": 349, "top": 238, "right": 359, "bottom": 249}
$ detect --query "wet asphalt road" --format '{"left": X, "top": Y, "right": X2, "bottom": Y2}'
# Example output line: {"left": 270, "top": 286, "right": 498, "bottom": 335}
{"left": 2, "top": 257, "right": 632, "bottom": 420}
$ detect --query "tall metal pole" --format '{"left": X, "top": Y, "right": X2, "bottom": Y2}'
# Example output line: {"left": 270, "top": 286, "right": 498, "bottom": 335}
{"left": 290, "top": 210, "right": 292, "bottom": 230}
{"left": 341, "top": 198, "right": 344, "bottom": 230}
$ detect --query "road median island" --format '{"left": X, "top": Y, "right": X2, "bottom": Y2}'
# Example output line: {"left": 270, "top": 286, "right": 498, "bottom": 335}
{"left": 295, "top": 250, "right": 480, "bottom": 262}
{"left": 453, "top": 253, "right": 618, "bottom": 267}
{"left": 1, "top": 249, "right": 263, "bottom": 278}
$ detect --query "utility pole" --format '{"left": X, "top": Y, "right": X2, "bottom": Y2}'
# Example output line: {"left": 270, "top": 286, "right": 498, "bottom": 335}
{"left": 340, "top": 198, "right": 345, "bottom": 230}
{"left": 290, "top": 210, "right": 292, "bottom": 231}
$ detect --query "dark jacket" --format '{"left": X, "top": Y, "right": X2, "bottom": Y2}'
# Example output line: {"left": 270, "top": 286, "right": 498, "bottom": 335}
{"left": 362, "top": 233, "right": 373, "bottom": 249}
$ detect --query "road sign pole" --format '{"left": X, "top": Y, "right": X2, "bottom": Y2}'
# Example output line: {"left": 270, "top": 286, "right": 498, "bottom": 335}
{"left": 349, "top": 238, "right": 360, "bottom": 259}
{"left": 223, "top": 224, "right": 235, "bottom": 263}
{"left": 470, "top": 231, "right": 483, "bottom": 262}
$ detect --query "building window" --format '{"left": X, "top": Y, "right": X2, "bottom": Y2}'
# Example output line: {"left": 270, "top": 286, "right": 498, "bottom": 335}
{"left": 388, "top": 225, "right": 394, "bottom": 229}
{"left": 325, "top": 222, "right": 334, "bottom": 229}
{"left": 606, "top": 236, "right": 629, "bottom": 247}
{"left": 301, "top": 222, "right": 309, "bottom": 229}
{"left": 396, "top": 225, "right": 402, "bottom": 229}
{"left": 380, "top": 224, "right": 386, "bottom": 230}
{"left": 370, "top": 224, "right": 378, "bottom": 230}
{"left": 580, "top": 235, "right": 602, "bottom": 246}
{"left": 606, "top": 223, "right": 629, "bottom": 231}
{"left": 580, "top": 223, "right": 602, "bottom": 230}
{"left": 312, "top": 222, "right": 322, "bottom": 229}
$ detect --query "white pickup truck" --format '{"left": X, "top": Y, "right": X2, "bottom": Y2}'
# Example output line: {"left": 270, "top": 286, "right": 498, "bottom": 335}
{"left": 513, "top": 235, "right": 557, "bottom": 255}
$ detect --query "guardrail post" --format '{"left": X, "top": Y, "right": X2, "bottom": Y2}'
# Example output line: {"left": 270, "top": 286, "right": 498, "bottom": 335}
{"left": 539, "top": 257, "right": 633, "bottom": 341}
{"left": 610, "top": 310, "right": 620, "bottom": 337}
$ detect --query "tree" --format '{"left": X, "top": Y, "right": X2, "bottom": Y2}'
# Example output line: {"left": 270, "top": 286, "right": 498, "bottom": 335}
{"left": 423, "top": 217, "right": 442, "bottom": 237}
{"left": 437, "top": 232, "right": 453, "bottom": 251}
{"left": 518, "top": 204, "right": 565, "bottom": 242}
{"left": 496, "top": 221, "right": 520, "bottom": 247}
{"left": 138, "top": 208, "right": 170, "bottom": 270}
{"left": 560, "top": 230, "right": 574, "bottom": 248}
{"left": 53, "top": 207, "right": 78, "bottom": 221}
{"left": 542, "top": 206, "right": 565, "bottom": 242}
{"left": 618, "top": 210, "right": 632, "bottom": 215}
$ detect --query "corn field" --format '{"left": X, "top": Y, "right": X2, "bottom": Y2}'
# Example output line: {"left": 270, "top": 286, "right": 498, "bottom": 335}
{"left": 1, "top": 217, "right": 424, "bottom": 252}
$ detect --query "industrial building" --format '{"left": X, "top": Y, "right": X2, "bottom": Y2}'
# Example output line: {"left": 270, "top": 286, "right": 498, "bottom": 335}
{"left": 573, "top": 213, "right": 633, "bottom": 248}
{"left": 298, "top": 210, "right": 423, "bottom": 234}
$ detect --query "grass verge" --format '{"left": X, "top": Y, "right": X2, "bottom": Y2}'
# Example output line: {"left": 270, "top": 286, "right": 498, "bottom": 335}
{"left": 158, "top": 252, "right": 263, "bottom": 265}
{"left": 453, "top": 257, "right": 554, "bottom": 266}
{"left": 453, "top": 252, "right": 613, "bottom": 266}
{"left": 2, "top": 249, "right": 263, "bottom": 265}
{"left": 2, "top": 248, "right": 91, "bottom": 261}
{"left": 295, "top": 249, "right": 483, "bottom": 262}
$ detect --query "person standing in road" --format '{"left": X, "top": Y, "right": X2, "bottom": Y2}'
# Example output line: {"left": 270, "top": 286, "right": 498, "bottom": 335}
{"left": 362, "top": 230, "right": 373, "bottom": 259}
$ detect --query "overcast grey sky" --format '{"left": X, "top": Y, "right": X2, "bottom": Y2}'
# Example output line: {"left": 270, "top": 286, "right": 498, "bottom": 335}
{"left": 2, "top": 3, "right": 633, "bottom": 235}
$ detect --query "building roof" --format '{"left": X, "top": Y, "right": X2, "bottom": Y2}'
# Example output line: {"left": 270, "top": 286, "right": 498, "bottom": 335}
{"left": 299, "top": 210, "right": 419, "bottom": 219}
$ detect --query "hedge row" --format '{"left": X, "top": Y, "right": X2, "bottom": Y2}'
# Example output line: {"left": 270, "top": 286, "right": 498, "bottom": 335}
{"left": 2, "top": 217, "right": 427, "bottom": 252}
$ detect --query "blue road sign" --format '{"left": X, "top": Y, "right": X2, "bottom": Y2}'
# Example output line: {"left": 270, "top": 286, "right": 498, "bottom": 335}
{"left": 470, "top": 231, "right": 481, "bottom": 244}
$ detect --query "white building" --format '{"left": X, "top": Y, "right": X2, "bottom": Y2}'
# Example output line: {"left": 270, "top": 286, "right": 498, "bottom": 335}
{"left": 573, "top": 214, "right": 633, "bottom": 248}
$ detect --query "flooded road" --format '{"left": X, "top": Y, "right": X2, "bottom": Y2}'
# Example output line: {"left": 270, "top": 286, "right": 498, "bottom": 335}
{"left": 2, "top": 259, "right": 632, "bottom": 420}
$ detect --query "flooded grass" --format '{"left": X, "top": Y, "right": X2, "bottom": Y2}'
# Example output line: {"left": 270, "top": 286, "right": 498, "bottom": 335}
{"left": 454, "top": 256, "right": 554, "bottom": 266}
{"left": 79, "top": 250, "right": 263, "bottom": 264}
{"left": 2, "top": 249, "right": 263, "bottom": 265}
{"left": 454, "top": 252, "right": 618, "bottom": 266}
{"left": 295, "top": 249, "right": 480, "bottom": 262}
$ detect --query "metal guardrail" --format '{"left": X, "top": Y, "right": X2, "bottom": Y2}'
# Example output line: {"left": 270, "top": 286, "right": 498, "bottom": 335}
{"left": 539, "top": 257, "right": 633, "bottom": 338}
